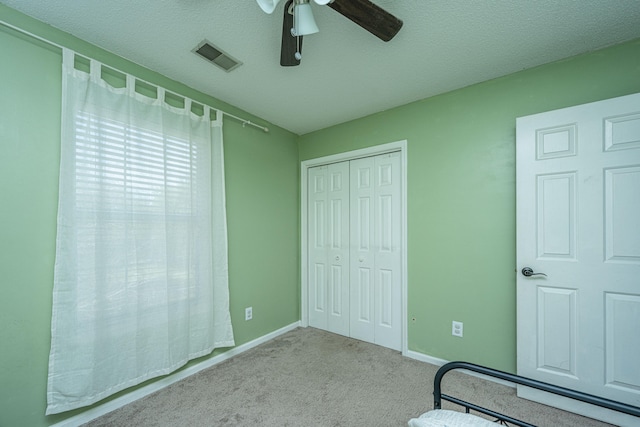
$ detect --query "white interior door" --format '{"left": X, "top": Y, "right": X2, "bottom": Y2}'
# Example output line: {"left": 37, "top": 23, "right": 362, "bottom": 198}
{"left": 350, "top": 153, "right": 402, "bottom": 350}
{"left": 516, "top": 93, "right": 640, "bottom": 426}
{"left": 308, "top": 152, "right": 402, "bottom": 351}
{"left": 308, "top": 162, "right": 350, "bottom": 336}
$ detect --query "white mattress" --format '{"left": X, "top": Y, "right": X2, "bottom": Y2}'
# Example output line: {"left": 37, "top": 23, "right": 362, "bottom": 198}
{"left": 408, "top": 409, "right": 498, "bottom": 427}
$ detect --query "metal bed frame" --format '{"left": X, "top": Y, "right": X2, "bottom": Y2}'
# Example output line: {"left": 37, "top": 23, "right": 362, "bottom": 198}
{"left": 433, "top": 361, "right": 640, "bottom": 427}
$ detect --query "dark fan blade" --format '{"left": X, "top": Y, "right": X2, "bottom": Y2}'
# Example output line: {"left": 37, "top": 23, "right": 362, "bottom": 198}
{"left": 280, "top": 0, "right": 302, "bottom": 66}
{"left": 328, "top": 0, "right": 403, "bottom": 42}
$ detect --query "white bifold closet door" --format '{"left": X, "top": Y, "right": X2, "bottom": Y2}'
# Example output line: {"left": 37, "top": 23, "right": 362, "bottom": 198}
{"left": 308, "top": 160, "right": 350, "bottom": 337}
{"left": 308, "top": 152, "right": 402, "bottom": 351}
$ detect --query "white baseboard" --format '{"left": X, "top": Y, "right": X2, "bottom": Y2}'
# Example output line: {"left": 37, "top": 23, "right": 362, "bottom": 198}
{"left": 405, "top": 349, "right": 449, "bottom": 367}
{"left": 51, "top": 321, "right": 302, "bottom": 427}
{"left": 405, "top": 350, "right": 515, "bottom": 389}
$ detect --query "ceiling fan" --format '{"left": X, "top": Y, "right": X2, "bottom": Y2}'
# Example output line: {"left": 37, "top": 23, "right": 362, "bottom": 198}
{"left": 256, "top": 0, "right": 403, "bottom": 66}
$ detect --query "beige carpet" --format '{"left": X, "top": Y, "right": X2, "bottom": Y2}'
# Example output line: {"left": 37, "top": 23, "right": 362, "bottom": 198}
{"left": 83, "top": 327, "right": 614, "bottom": 426}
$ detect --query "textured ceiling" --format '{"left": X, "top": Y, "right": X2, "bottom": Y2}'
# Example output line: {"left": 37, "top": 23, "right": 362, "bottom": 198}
{"left": 2, "top": 0, "right": 640, "bottom": 135}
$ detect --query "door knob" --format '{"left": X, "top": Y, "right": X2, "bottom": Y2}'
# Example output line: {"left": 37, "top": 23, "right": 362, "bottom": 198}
{"left": 522, "top": 267, "right": 547, "bottom": 277}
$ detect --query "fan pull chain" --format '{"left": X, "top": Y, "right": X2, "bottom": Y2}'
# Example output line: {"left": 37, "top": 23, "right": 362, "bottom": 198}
{"left": 295, "top": 35, "right": 302, "bottom": 60}
{"left": 288, "top": 1, "right": 302, "bottom": 61}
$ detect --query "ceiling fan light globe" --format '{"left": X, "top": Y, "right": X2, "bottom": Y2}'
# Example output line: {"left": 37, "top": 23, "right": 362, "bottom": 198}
{"left": 256, "top": 0, "right": 282, "bottom": 14}
{"left": 313, "top": 0, "right": 331, "bottom": 4}
{"left": 293, "top": 3, "right": 319, "bottom": 35}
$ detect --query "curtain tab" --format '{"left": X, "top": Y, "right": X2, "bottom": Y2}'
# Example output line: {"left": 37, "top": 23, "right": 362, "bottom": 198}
{"left": 62, "top": 48, "right": 75, "bottom": 70}
{"left": 89, "top": 59, "right": 101, "bottom": 82}
{"left": 126, "top": 75, "right": 136, "bottom": 97}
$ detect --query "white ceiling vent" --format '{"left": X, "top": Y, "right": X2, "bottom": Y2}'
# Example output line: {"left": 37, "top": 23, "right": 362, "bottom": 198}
{"left": 193, "top": 40, "right": 242, "bottom": 72}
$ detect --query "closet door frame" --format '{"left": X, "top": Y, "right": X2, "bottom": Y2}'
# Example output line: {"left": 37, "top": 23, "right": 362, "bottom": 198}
{"left": 300, "top": 140, "right": 408, "bottom": 355}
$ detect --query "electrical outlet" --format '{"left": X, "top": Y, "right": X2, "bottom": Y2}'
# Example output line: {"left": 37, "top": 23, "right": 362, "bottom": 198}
{"left": 452, "top": 321, "right": 463, "bottom": 337}
{"left": 245, "top": 307, "right": 253, "bottom": 321}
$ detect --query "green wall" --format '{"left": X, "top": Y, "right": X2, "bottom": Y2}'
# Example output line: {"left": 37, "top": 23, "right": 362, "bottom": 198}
{"left": 0, "top": 5, "right": 299, "bottom": 427}
{"left": 299, "top": 38, "right": 640, "bottom": 372}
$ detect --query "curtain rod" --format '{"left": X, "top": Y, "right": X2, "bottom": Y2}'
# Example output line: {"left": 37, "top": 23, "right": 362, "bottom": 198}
{"left": 0, "top": 18, "right": 270, "bottom": 133}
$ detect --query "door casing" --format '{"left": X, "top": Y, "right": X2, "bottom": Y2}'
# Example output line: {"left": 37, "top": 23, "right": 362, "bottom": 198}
{"left": 300, "top": 140, "right": 408, "bottom": 355}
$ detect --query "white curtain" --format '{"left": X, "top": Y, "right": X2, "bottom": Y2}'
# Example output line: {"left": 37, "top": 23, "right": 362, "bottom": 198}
{"left": 46, "top": 49, "right": 234, "bottom": 415}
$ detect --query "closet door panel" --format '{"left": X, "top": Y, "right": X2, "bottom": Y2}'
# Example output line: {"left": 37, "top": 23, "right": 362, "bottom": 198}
{"left": 350, "top": 157, "right": 376, "bottom": 342}
{"left": 326, "top": 161, "right": 350, "bottom": 336}
{"left": 308, "top": 166, "right": 328, "bottom": 330}
{"left": 373, "top": 153, "right": 402, "bottom": 351}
